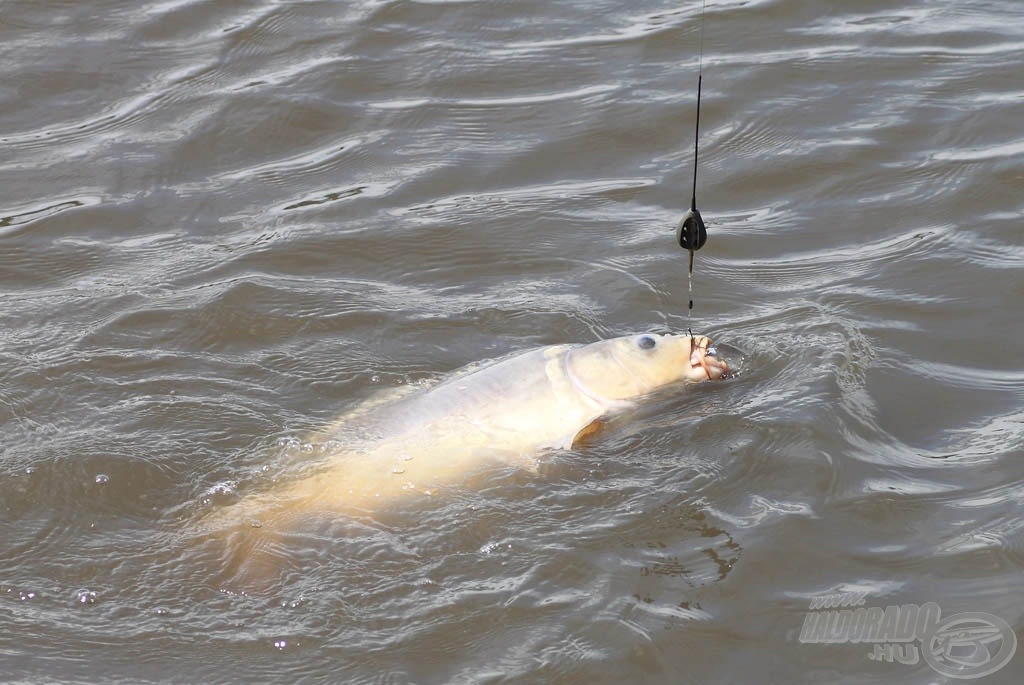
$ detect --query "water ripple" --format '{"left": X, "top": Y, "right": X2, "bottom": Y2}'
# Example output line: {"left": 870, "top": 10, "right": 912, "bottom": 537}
{"left": 4, "top": 0, "right": 1024, "bottom": 681}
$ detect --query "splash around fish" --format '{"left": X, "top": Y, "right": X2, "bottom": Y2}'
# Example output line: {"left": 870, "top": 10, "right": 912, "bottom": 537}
{"left": 200, "top": 332, "right": 729, "bottom": 590}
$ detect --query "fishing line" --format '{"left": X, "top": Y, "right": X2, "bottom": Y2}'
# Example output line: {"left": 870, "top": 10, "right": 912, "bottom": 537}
{"left": 676, "top": 0, "right": 708, "bottom": 318}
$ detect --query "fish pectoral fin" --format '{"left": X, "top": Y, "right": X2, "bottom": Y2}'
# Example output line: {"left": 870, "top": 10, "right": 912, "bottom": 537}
{"left": 569, "top": 418, "right": 605, "bottom": 449}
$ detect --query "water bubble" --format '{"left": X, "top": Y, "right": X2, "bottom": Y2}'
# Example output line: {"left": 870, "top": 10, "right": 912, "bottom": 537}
{"left": 300, "top": 443, "right": 315, "bottom": 454}
{"left": 480, "top": 541, "right": 513, "bottom": 554}
{"left": 370, "top": 374, "right": 381, "bottom": 383}
{"left": 25, "top": 466, "right": 35, "bottom": 475}
{"left": 273, "top": 639, "right": 288, "bottom": 650}
{"left": 76, "top": 589, "right": 97, "bottom": 605}
{"left": 94, "top": 474, "right": 110, "bottom": 485}
{"left": 279, "top": 597, "right": 304, "bottom": 609}
{"left": 248, "top": 519, "right": 263, "bottom": 529}
{"left": 19, "top": 590, "right": 37, "bottom": 601}
{"left": 276, "top": 436, "right": 300, "bottom": 449}
{"left": 210, "top": 481, "right": 236, "bottom": 496}
{"left": 391, "top": 467, "right": 405, "bottom": 475}
{"left": 155, "top": 606, "right": 170, "bottom": 616}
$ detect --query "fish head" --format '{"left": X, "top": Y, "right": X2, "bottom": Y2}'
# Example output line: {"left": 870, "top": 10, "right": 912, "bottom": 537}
{"left": 567, "top": 333, "right": 728, "bottom": 401}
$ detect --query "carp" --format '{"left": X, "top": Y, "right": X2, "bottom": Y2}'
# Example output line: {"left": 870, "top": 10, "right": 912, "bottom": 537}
{"left": 205, "top": 333, "right": 728, "bottom": 586}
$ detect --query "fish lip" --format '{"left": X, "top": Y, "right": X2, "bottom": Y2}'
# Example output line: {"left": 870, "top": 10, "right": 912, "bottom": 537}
{"left": 688, "top": 335, "right": 729, "bottom": 380}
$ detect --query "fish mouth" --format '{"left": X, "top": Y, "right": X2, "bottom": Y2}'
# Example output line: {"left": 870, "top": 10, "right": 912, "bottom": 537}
{"left": 689, "top": 335, "right": 729, "bottom": 381}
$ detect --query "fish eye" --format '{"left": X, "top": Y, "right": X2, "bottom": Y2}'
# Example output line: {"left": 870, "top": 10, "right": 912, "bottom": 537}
{"left": 637, "top": 335, "right": 656, "bottom": 350}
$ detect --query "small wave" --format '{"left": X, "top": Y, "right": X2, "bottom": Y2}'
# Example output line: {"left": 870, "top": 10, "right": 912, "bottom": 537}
{"left": 0, "top": 196, "right": 101, "bottom": 238}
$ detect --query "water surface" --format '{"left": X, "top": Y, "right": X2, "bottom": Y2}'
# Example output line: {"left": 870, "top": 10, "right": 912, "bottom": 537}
{"left": 3, "top": 0, "right": 1023, "bottom": 682}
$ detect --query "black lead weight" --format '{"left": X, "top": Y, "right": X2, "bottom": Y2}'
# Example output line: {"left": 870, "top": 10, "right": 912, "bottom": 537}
{"left": 676, "top": 206, "right": 707, "bottom": 251}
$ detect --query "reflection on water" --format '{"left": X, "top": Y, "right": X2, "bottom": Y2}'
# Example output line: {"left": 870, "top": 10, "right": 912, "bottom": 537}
{"left": 2, "top": 0, "right": 1024, "bottom": 682}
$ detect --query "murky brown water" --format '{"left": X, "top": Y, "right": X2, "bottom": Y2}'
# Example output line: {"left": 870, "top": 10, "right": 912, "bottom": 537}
{"left": 3, "top": 0, "right": 1024, "bottom": 682}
